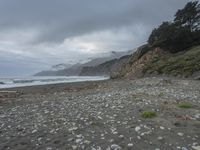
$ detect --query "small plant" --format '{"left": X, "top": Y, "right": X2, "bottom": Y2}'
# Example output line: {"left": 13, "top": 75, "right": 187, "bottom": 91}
{"left": 141, "top": 111, "right": 156, "bottom": 118}
{"left": 178, "top": 103, "right": 193, "bottom": 109}
{"left": 158, "top": 92, "right": 164, "bottom": 97}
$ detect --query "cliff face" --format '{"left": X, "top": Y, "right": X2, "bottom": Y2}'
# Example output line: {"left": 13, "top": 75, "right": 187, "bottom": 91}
{"left": 110, "top": 45, "right": 152, "bottom": 78}
{"left": 111, "top": 45, "right": 200, "bottom": 79}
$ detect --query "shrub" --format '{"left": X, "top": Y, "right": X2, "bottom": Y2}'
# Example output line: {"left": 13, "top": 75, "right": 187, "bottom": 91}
{"left": 141, "top": 111, "right": 156, "bottom": 118}
{"left": 178, "top": 103, "right": 193, "bottom": 109}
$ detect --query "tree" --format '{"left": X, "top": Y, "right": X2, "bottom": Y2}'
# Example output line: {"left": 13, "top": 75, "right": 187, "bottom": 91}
{"left": 174, "top": 1, "right": 200, "bottom": 31}
{"left": 148, "top": 22, "right": 194, "bottom": 52}
{"left": 148, "top": 1, "right": 200, "bottom": 53}
{"left": 148, "top": 22, "right": 173, "bottom": 45}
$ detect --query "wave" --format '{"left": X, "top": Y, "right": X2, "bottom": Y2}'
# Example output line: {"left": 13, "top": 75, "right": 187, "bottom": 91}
{"left": 13, "top": 80, "right": 35, "bottom": 84}
{"left": 0, "top": 76, "right": 109, "bottom": 89}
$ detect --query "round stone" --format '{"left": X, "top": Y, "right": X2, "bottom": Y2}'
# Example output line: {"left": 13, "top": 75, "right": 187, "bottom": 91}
{"left": 177, "top": 132, "right": 184, "bottom": 136}
{"left": 135, "top": 126, "right": 141, "bottom": 132}
{"left": 127, "top": 143, "right": 133, "bottom": 147}
{"left": 111, "top": 144, "right": 122, "bottom": 150}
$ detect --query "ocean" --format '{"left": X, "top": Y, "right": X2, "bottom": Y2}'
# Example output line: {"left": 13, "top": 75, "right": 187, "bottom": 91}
{"left": 0, "top": 76, "right": 109, "bottom": 89}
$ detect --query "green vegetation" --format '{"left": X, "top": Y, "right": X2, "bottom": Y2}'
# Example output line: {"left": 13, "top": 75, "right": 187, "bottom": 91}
{"left": 158, "top": 92, "right": 164, "bottom": 97}
{"left": 178, "top": 103, "right": 193, "bottom": 109}
{"left": 141, "top": 111, "right": 157, "bottom": 118}
{"left": 143, "top": 46, "right": 200, "bottom": 77}
{"left": 148, "top": 1, "right": 200, "bottom": 53}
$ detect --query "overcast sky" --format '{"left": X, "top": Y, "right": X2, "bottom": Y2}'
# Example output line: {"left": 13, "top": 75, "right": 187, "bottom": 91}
{"left": 0, "top": 0, "right": 188, "bottom": 76}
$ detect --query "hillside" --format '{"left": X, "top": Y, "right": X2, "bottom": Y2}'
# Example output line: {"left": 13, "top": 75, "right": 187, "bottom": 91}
{"left": 79, "top": 55, "right": 130, "bottom": 76}
{"left": 35, "top": 50, "right": 132, "bottom": 76}
{"left": 35, "top": 64, "right": 83, "bottom": 76}
{"left": 111, "top": 45, "right": 200, "bottom": 79}
{"left": 143, "top": 46, "right": 200, "bottom": 78}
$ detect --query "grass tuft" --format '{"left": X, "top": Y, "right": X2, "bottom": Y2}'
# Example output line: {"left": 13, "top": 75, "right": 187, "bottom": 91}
{"left": 178, "top": 103, "right": 193, "bottom": 109}
{"left": 141, "top": 111, "right": 156, "bottom": 118}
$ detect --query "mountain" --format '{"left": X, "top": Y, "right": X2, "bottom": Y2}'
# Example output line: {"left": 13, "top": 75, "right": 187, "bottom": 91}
{"left": 51, "top": 64, "right": 72, "bottom": 71}
{"left": 35, "top": 50, "right": 132, "bottom": 76}
{"left": 34, "top": 63, "right": 82, "bottom": 76}
{"left": 79, "top": 55, "right": 131, "bottom": 76}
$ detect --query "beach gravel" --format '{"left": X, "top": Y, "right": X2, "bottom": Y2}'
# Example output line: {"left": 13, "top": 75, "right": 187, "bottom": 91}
{"left": 0, "top": 77, "right": 199, "bottom": 150}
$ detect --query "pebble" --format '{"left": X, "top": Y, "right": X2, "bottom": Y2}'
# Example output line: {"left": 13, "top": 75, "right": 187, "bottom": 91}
{"left": 157, "top": 136, "right": 164, "bottom": 141}
{"left": 127, "top": 143, "right": 133, "bottom": 147}
{"left": 111, "top": 144, "right": 122, "bottom": 150}
{"left": 84, "top": 140, "right": 91, "bottom": 145}
{"left": 32, "top": 130, "right": 37, "bottom": 133}
{"left": 135, "top": 126, "right": 141, "bottom": 132}
{"left": 72, "top": 145, "right": 77, "bottom": 149}
{"left": 67, "top": 138, "right": 73, "bottom": 142}
{"left": 75, "top": 139, "right": 82, "bottom": 143}
{"left": 182, "top": 147, "right": 188, "bottom": 150}
{"left": 160, "top": 126, "right": 165, "bottom": 130}
{"left": 194, "top": 114, "right": 200, "bottom": 119}
{"left": 193, "top": 142, "right": 198, "bottom": 146}
{"left": 177, "top": 146, "right": 181, "bottom": 149}
{"left": 192, "top": 146, "right": 200, "bottom": 150}
{"left": 177, "top": 132, "right": 184, "bottom": 136}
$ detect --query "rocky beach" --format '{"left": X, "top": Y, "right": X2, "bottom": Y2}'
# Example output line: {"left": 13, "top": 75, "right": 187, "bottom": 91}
{"left": 0, "top": 77, "right": 200, "bottom": 150}
{"left": 0, "top": 0, "right": 200, "bottom": 149}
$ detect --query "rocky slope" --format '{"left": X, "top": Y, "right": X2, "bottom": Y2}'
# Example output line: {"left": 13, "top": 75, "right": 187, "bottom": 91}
{"left": 111, "top": 45, "right": 200, "bottom": 79}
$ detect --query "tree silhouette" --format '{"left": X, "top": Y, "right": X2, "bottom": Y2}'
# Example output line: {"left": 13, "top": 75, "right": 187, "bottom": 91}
{"left": 174, "top": 1, "right": 200, "bottom": 31}
{"left": 148, "top": 1, "right": 200, "bottom": 53}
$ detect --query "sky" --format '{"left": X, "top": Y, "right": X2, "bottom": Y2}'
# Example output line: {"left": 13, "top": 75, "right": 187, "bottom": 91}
{"left": 0, "top": 0, "right": 189, "bottom": 76}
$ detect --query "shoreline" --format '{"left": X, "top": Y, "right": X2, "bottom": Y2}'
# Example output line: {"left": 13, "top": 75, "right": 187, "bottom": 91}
{"left": 0, "top": 76, "right": 109, "bottom": 90}
{"left": 0, "top": 79, "right": 111, "bottom": 95}
{"left": 0, "top": 75, "right": 197, "bottom": 92}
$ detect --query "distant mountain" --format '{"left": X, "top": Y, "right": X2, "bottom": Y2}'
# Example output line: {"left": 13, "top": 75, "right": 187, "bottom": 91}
{"left": 35, "top": 50, "right": 132, "bottom": 76}
{"left": 51, "top": 63, "right": 72, "bottom": 71}
{"left": 79, "top": 55, "right": 131, "bottom": 76}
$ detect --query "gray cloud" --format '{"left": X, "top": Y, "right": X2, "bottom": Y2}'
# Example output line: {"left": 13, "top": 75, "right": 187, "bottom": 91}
{"left": 0, "top": 0, "right": 188, "bottom": 43}
{"left": 0, "top": 0, "right": 188, "bottom": 76}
